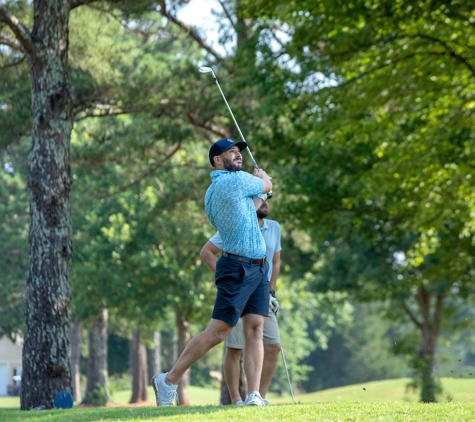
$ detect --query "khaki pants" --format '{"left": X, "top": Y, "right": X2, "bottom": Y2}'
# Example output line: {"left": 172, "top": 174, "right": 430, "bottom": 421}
{"left": 225, "top": 308, "right": 280, "bottom": 349}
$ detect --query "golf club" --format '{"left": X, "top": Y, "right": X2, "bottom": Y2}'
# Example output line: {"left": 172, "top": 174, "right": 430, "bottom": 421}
{"left": 281, "top": 346, "right": 296, "bottom": 404}
{"left": 199, "top": 66, "right": 272, "bottom": 198}
{"left": 198, "top": 66, "right": 260, "bottom": 170}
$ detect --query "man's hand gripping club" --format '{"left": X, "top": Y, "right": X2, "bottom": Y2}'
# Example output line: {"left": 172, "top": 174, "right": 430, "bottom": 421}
{"left": 253, "top": 168, "right": 273, "bottom": 210}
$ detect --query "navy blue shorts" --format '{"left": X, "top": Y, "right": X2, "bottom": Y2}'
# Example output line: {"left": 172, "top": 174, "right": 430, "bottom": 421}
{"left": 212, "top": 255, "right": 270, "bottom": 326}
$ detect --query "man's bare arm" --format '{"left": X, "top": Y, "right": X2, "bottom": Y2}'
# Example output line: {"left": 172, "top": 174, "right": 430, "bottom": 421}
{"left": 269, "top": 251, "right": 281, "bottom": 292}
{"left": 200, "top": 241, "right": 222, "bottom": 272}
{"left": 254, "top": 168, "right": 273, "bottom": 193}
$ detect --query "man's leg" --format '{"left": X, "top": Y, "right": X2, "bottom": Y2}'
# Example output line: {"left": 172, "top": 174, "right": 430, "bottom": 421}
{"left": 241, "top": 313, "right": 266, "bottom": 393}
{"left": 223, "top": 347, "right": 243, "bottom": 403}
{"left": 167, "top": 318, "right": 233, "bottom": 384}
{"left": 153, "top": 319, "right": 233, "bottom": 406}
{"left": 259, "top": 343, "right": 281, "bottom": 398}
{"left": 259, "top": 311, "right": 281, "bottom": 398}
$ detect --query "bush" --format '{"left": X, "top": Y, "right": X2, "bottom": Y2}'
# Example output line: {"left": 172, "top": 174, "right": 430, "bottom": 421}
{"left": 108, "top": 373, "right": 132, "bottom": 395}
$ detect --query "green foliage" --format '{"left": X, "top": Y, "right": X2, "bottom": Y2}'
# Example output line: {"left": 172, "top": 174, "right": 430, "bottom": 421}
{"left": 4, "top": 0, "right": 475, "bottom": 404}
{"left": 436, "top": 302, "right": 475, "bottom": 377}
{"left": 0, "top": 2, "right": 31, "bottom": 150}
{"left": 87, "top": 382, "right": 109, "bottom": 407}
{"left": 108, "top": 372, "right": 132, "bottom": 396}
{"left": 0, "top": 142, "right": 28, "bottom": 339}
{"left": 302, "top": 304, "right": 406, "bottom": 392}
{"left": 241, "top": 0, "right": 475, "bottom": 402}
{"left": 108, "top": 334, "right": 130, "bottom": 376}
{"left": 67, "top": 5, "right": 216, "bottom": 330}
{"left": 272, "top": 277, "right": 352, "bottom": 393}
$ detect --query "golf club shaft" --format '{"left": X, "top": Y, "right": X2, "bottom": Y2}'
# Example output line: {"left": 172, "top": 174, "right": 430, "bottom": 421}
{"left": 210, "top": 72, "right": 260, "bottom": 170}
{"left": 281, "top": 346, "right": 295, "bottom": 404}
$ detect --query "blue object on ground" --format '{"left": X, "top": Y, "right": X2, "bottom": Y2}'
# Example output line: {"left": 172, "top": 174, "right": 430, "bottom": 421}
{"left": 54, "top": 390, "right": 73, "bottom": 409}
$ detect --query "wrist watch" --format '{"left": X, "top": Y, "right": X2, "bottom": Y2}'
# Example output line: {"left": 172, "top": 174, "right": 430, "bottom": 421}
{"left": 269, "top": 290, "right": 276, "bottom": 297}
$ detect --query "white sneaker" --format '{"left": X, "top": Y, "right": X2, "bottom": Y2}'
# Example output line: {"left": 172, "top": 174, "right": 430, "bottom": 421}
{"left": 262, "top": 398, "right": 271, "bottom": 406}
{"left": 152, "top": 373, "right": 178, "bottom": 406}
{"left": 244, "top": 391, "right": 265, "bottom": 406}
{"left": 233, "top": 400, "right": 245, "bottom": 406}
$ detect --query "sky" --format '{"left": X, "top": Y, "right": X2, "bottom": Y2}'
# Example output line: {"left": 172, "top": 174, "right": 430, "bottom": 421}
{"left": 176, "top": 0, "right": 229, "bottom": 56}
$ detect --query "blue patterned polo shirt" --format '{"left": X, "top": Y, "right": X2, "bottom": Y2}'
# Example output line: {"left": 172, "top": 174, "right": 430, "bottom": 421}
{"left": 210, "top": 218, "right": 282, "bottom": 281}
{"left": 205, "top": 170, "right": 266, "bottom": 259}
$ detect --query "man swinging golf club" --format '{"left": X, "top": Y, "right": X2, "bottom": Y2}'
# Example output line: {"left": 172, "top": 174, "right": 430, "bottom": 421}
{"left": 152, "top": 138, "right": 272, "bottom": 406}
{"left": 201, "top": 198, "right": 282, "bottom": 406}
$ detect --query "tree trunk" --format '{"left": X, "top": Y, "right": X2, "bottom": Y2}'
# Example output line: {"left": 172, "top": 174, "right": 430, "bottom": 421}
{"left": 416, "top": 287, "right": 444, "bottom": 403}
{"left": 175, "top": 311, "right": 191, "bottom": 406}
{"left": 130, "top": 329, "right": 148, "bottom": 403}
{"left": 71, "top": 321, "right": 82, "bottom": 402}
{"left": 147, "top": 331, "right": 161, "bottom": 385}
{"left": 20, "top": 0, "right": 74, "bottom": 411}
{"left": 220, "top": 346, "right": 247, "bottom": 405}
{"left": 165, "top": 337, "right": 178, "bottom": 372}
{"left": 83, "top": 309, "right": 110, "bottom": 405}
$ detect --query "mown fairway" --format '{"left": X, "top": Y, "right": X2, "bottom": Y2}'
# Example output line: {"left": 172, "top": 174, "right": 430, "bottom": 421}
{"left": 292, "top": 378, "right": 475, "bottom": 403}
{"left": 1, "top": 378, "right": 475, "bottom": 421}
{"left": 1, "top": 402, "right": 475, "bottom": 422}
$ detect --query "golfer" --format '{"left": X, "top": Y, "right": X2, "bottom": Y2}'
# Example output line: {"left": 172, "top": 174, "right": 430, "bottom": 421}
{"left": 152, "top": 138, "right": 272, "bottom": 407}
{"left": 201, "top": 199, "right": 282, "bottom": 406}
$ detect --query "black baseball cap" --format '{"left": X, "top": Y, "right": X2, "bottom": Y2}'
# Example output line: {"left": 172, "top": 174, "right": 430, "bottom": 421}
{"left": 209, "top": 138, "right": 248, "bottom": 167}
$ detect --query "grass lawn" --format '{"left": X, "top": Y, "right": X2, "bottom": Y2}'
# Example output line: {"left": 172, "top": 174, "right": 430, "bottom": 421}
{"left": 1, "top": 378, "right": 474, "bottom": 421}
{"left": 1, "top": 402, "right": 475, "bottom": 422}
{"left": 112, "top": 385, "right": 221, "bottom": 406}
{"left": 286, "top": 377, "right": 475, "bottom": 404}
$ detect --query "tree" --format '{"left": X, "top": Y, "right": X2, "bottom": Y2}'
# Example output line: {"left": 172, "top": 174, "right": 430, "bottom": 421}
{"left": 70, "top": 321, "right": 82, "bottom": 402}
{"left": 84, "top": 308, "right": 110, "bottom": 406}
{"left": 129, "top": 328, "right": 148, "bottom": 404}
{"left": 243, "top": 0, "right": 475, "bottom": 402}
{"left": 1, "top": 0, "right": 204, "bottom": 409}
{"left": 0, "top": 0, "right": 78, "bottom": 409}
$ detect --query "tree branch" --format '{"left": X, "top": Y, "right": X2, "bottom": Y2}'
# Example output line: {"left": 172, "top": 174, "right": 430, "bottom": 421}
{"left": 416, "top": 32, "right": 475, "bottom": 77}
{"left": 401, "top": 300, "right": 422, "bottom": 329}
{"left": 75, "top": 110, "right": 130, "bottom": 121}
{"left": 186, "top": 111, "right": 227, "bottom": 138}
{"left": 69, "top": 0, "right": 101, "bottom": 11}
{"left": 158, "top": 0, "right": 224, "bottom": 62}
{"left": 88, "top": 142, "right": 184, "bottom": 202}
{"left": 217, "top": 0, "right": 236, "bottom": 28}
{"left": 0, "top": 6, "right": 33, "bottom": 54}
{"left": 0, "top": 54, "right": 26, "bottom": 70}
{"left": 0, "top": 36, "right": 23, "bottom": 51}
{"left": 319, "top": 51, "right": 449, "bottom": 93}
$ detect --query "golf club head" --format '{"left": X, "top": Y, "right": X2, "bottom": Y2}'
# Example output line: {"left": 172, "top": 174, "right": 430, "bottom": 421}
{"left": 199, "top": 66, "right": 213, "bottom": 73}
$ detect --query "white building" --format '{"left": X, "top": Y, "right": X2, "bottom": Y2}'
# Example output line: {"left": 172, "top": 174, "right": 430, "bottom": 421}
{"left": 0, "top": 336, "right": 22, "bottom": 396}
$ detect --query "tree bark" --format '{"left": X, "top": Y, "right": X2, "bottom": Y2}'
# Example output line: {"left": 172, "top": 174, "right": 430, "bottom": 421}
{"left": 71, "top": 321, "right": 82, "bottom": 402}
{"left": 147, "top": 331, "right": 161, "bottom": 385}
{"left": 416, "top": 287, "right": 444, "bottom": 403}
{"left": 130, "top": 328, "right": 148, "bottom": 403}
{"left": 175, "top": 311, "right": 191, "bottom": 406}
{"left": 83, "top": 309, "right": 110, "bottom": 405}
{"left": 19, "top": 0, "right": 74, "bottom": 410}
{"left": 220, "top": 346, "right": 247, "bottom": 405}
